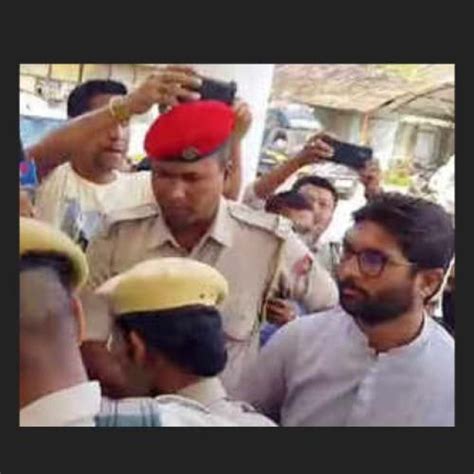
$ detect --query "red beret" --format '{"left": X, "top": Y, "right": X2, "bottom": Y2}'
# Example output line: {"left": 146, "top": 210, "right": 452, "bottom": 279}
{"left": 145, "top": 100, "right": 235, "bottom": 162}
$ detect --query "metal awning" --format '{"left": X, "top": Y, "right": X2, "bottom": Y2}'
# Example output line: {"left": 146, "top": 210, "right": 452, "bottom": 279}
{"left": 376, "top": 82, "right": 454, "bottom": 122}
{"left": 270, "top": 65, "right": 455, "bottom": 120}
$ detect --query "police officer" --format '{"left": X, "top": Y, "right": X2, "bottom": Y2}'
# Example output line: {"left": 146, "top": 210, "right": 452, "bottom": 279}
{"left": 82, "top": 100, "right": 338, "bottom": 396}
{"left": 20, "top": 219, "right": 251, "bottom": 427}
{"left": 96, "top": 257, "right": 276, "bottom": 426}
{"left": 19, "top": 217, "right": 102, "bottom": 426}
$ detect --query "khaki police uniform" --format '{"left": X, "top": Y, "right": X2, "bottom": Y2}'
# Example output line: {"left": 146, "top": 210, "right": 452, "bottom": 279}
{"left": 98, "top": 395, "right": 242, "bottom": 427}
{"left": 96, "top": 256, "right": 276, "bottom": 426}
{"left": 83, "top": 197, "right": 338, "bottom": 396}
{"left": 173, "top": 377, "right": 276, "bottom": 426}
{"left": 96, "top": 258, "right": 267, "bottom": 427}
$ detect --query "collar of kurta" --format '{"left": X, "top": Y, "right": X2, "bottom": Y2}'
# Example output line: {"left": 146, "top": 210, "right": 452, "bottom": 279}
{"left": 344, "top": 309, "right": 433, "bottom": 358}
{"left": 176, "top": 377, "right": 227, "bottom": 406}
{"left": 148, "top": 197, "right": 234, "bottom": 251}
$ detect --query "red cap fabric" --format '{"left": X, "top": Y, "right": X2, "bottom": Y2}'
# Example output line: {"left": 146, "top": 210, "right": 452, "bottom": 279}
{"left": 145, "top": 100, "right": 235, "bottom": 162}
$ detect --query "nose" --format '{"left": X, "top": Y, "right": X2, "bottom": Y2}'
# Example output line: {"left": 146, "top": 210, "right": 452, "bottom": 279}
{"left": 168, "top": 180, "right": 187, "bottom": 201}
{"left": 109, "top": 123, "right": 128, "bottom": 141}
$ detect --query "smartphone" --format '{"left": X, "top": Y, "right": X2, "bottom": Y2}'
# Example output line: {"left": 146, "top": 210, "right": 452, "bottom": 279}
{"left": 198, "top": 78, "right": 237, "bottom": 105}
{"left": 327, "top": 139, "right": 373, "bottom": 170}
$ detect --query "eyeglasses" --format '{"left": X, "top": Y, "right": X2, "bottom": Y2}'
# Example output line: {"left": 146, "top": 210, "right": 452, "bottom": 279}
{"left": 340, "top": 241, "right": 415, "bottom": 278}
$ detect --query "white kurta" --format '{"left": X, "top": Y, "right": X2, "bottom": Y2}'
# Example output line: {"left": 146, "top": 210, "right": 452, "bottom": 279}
{"left": 238, "top": 307, "right": 454, "bottom": 427}
{"left": 20, "top": 381, "right": 102, "bottom": 427}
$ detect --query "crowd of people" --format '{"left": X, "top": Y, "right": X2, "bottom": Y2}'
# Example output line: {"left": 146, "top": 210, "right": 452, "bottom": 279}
{"left": 19, "top": 65, "right": 455, "bottom": 427}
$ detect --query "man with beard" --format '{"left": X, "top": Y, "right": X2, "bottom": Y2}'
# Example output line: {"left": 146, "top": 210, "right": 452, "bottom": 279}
{"left": 237, "top": 193, "right": 455, "bottom": 426}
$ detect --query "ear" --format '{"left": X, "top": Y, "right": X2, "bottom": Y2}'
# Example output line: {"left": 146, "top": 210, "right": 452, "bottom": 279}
{"left": 128, "top": 330, "right": 148, "bottom": 367}
{"left": 417, "top": 268, "right": 444, "bottom": 303}
{"left": 70, "top": 295, "right": 86, "bottom": 346}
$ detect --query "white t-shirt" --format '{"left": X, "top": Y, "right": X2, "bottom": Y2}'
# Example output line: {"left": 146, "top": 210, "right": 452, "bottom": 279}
{"left": 35, "top": 162, "right": 155, "bottom": 248}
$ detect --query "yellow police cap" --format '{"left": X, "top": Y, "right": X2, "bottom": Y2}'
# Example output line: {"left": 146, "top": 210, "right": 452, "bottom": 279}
{"left": 19, "top": 217, "right": 89, "bottom": 290}
{"left": 97, "top": 257, "right": 229, "bottom": 315}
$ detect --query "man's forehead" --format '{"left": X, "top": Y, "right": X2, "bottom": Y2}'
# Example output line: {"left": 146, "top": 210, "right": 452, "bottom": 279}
{"left": 300, "top": 184, "right": 334, "bottom": 201}
{"left": 286, "top": 207, "right": 313, "bottom": 218}
{"left": 344, "top": 221, "right": 402, "bottom": 253}
{"left": 151, "top": 155, "right": 220, "bottom": 173}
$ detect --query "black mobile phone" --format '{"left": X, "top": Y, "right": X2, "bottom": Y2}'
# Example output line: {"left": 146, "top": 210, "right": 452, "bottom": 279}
{"left": 328, "top": 139, "right": 373, "bottom": 170}
{"left": 198, "top": 78, "right": 237, "bottom": 105}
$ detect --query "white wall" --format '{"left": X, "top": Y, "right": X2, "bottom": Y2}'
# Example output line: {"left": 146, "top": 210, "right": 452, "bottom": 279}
{"left": 368, "top": 117, "right": 400, "bottom": 170}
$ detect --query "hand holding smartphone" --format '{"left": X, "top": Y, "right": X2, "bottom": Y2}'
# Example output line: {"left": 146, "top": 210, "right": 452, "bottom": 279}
{"left": 198, "top": 78, "right": 237, "bottom": 105}
{"left": 161, "top": 76, "right": 238, "bottom": 113}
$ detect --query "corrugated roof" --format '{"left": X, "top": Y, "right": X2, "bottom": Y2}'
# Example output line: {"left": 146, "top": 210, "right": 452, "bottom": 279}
{"left": 378, "top": 82, "right": 454, "bottom": 121}
{"left": 270, "top": 64, "right": 455, "bottom": 118}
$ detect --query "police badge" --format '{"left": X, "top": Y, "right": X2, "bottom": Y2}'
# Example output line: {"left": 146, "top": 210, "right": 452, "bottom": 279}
{"left": 182, "top": 147, "right": 200, "bottom": 161}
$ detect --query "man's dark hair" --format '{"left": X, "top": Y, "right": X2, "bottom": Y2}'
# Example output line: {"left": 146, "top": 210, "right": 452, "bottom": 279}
{"left": 67, "top": 80, "right": 128, "bottom": 118}
{"left": 20, "top": 252, "right": 76, "bottom": 292}
{"left": 265, "top": 191, "right": 313, "bottom": 214}
{"left": 292, "top": 175, "right": 338, "bottom": 206}
{"left": 117, "top": 305, "right": 227, "bottom": 377}
{"left": 353, "top": 192, "right": 454, "bottom": 270}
